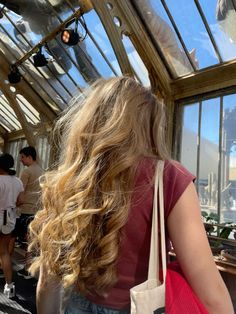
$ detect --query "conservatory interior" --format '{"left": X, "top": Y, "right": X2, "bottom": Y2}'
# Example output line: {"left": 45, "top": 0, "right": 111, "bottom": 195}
{"left": 0, "top": 0, "right": 236, "bottom": 312}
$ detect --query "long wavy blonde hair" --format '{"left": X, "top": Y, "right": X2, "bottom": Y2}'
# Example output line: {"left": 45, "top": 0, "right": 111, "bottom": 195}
{"left": 29, "top": 76, "right": 169, "bottom": 295}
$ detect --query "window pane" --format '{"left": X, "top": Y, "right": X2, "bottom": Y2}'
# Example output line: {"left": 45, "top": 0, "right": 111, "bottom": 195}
{"left": 83, "top": 10, "right": 122, "bottom": 77}
{"left": 180, "top": 103, "right": 199, "bottom": 175}
{"left": 221, "top": 94, "right": 236, "bottom": 223}
{"left": 122, "top": 36, "right": 150, "bottom": 87}
{"left": 134, "top": 0, "right": 193, "bottom": 77}
{"left": 165, "top": 0, "right": 219, "bottom": 68}
{"left": 199, "top": 98, "right": 220, "bottom": 217}
{"left": 199, "top": 0, "right": 236, "bottom": 61}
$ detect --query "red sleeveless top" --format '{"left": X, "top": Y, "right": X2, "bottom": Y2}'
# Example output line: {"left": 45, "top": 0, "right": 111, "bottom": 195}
{"left": 87, "top": 158, "right": 195, "bottom": 309}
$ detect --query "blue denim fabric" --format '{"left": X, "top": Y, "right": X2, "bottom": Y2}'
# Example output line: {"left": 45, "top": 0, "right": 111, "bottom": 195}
{"left": 64, "top": 292, "right": 130, "bottom": 314}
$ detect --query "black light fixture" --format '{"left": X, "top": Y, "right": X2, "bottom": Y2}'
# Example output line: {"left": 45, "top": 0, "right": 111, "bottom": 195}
{"left": 33, "top": 46, "right": 48, "bottom": 67}
{"left": 61, "top": 19, "right": 81, "bottom": 46}
{"left": 8, "top": 65, "right": 21, "bottom": 84}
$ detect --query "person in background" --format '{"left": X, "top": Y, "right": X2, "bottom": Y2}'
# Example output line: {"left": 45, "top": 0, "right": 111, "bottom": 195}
{"left": 15, "top": 146, "right": 43, "bottom": 279}
{"left": 0, "top": 153, "right": 24, "bottom": 298}
{"left": 29, "top": 77, "right": 233, "bottom": 314}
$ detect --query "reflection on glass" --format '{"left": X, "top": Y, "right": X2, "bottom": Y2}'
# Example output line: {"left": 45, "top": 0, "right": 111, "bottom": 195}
{"left": 221, "top": 94, "right": 236, "bottom": 223}
{"left": 180, "top": 103, "right": 199, "bottom": 176}
{"left": 83, "top": 10, "right": 121, "bottom": 77}
{"left": 134, "top": 0, "right": 193, "bottom": 77}
{"left": 165, "top": 0, "right": 219, "bottom": 68}
{"left": 199, "top": 0, "right": 236, "bottom": 61}
{"left": 216, "top": 0, "right": 236, "bottom": 44}
{"left": 199, "top": 98, "right": 220, "bottom": 216}
{"left": 122, "top": 36, "right": 150, "bottom": 87}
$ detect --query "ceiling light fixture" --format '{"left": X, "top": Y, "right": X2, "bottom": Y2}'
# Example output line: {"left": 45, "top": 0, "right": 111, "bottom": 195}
{"left": 33, "top": 46, "right": 48, "bottom": 67}
{"left": 8, "top": 65, "right": 21, "bottom": 84}
{"left": 61, "top": 19, "right": 81, "bottom": 46}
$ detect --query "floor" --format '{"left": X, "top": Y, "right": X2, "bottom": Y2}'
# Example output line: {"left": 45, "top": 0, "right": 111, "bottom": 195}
{"left": 0, "top": 248, "right": 37, "bottom": 314}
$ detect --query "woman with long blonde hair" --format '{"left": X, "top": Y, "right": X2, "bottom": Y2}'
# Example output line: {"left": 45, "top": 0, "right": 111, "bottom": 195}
{"left": 29, "top": 77, "right": 233, "bottom": 314}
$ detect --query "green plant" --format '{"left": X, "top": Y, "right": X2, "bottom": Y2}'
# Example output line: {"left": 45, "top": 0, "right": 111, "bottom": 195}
{"left": 202, "top": 211, "right": 236, "bottom": 239}
{"left": 219, "top": 223, "right": 236, "bottom": 240}
{"left": 201, "top": 211, "right": 218, "bottom": 235}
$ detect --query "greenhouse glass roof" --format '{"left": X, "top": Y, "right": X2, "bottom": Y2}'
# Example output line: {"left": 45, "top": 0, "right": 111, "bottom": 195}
{"left": 0, "top": 0, "right": 236, "bottom": 133}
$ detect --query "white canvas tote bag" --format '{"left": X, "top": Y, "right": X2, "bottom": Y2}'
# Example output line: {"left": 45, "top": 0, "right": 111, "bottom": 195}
{"left": 130, "top": 161, "right": 166, "bottom": 314}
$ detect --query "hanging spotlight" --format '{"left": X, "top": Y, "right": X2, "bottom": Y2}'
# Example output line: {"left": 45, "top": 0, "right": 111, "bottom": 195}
{"left": 8, "top": 65, "right": 21, "bottom": 84}
{"left": 61, "top": 19, "right": 81, "bottom": 46}
{"left": 33, "top": 46, "right": 48, "bottom": 67}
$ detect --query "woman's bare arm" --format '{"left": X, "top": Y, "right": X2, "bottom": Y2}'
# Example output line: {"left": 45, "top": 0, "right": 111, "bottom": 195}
{"left": 167, "top": 182, "right": 234, "bottom": 314}
{"left": 37, "top": 264, "right": 61, "bottom": 314}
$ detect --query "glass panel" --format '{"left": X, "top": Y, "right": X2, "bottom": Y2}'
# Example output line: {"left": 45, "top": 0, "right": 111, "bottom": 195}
{"left": 134, "top": 0, "right": 193, "bottom": 77}
{"left": 176, "top": 93, "right": 236, "bottom": 225}
{"left": 0, "top": 122, "right": 11, "bottom": 133}
{"left": 199, "top": 98, "right": 220, "bottom": 218}
{"left": 83, "top": 10, "right": 122, "bottom": 77}
{"left": 180, "top": 103, "right": 199, "bottom": 176}
{"left": 165, "top": 0, "right": 219, "bottom": 68}
{"left": 122, "top": 36, "right": 150, "bottom": 87}
{"left": 0, "top": 117, "right": 14, "bottom": 132}
{"left": 37, "top": 136, "right": 51, "bottom": 170}
{"left": 199, "top": 0, "right": 236, "bottom": 61}
{"left": 0, "top": 1, "right": 76, "bottom": 45}
{"left": 0, "top": 96, "right": 21, "bottom": 130}
{"left": 16, "top": 95, "right": 40, "bottom": 125}
{"left": 221, "top": 94, "right": 236, "bottom": 223}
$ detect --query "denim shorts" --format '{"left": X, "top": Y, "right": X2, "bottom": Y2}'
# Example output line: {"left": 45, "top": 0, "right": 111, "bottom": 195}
{"left": 64, "top": 292, "right": 130, "bottom": 314}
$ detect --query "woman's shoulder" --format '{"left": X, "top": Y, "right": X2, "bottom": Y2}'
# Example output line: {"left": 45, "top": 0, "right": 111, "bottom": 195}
{"left": 164, "top": 159, "right": 196, "bottom": 181}
{"left": 138, "top": 157, "right": 195, "bottom": 179}
{"left": 163, "top": 159, "right": 196, "bottom": 217}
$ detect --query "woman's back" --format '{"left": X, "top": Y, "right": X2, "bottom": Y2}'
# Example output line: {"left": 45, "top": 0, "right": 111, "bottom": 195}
{"left": 88, "top": 158, "right": 195, "bottom": 309}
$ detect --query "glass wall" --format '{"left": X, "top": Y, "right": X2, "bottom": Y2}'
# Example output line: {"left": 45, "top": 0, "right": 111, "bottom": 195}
{"left": 176, "top": 91, "right": 236, "bottom": 224}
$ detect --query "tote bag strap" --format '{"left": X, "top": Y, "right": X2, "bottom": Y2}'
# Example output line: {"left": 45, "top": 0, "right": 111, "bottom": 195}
{"left": 148, "top": 160, "right": 167, "bottom": 281}
{"left": 158, "top": 161, "right": 167, "bottom": 280}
